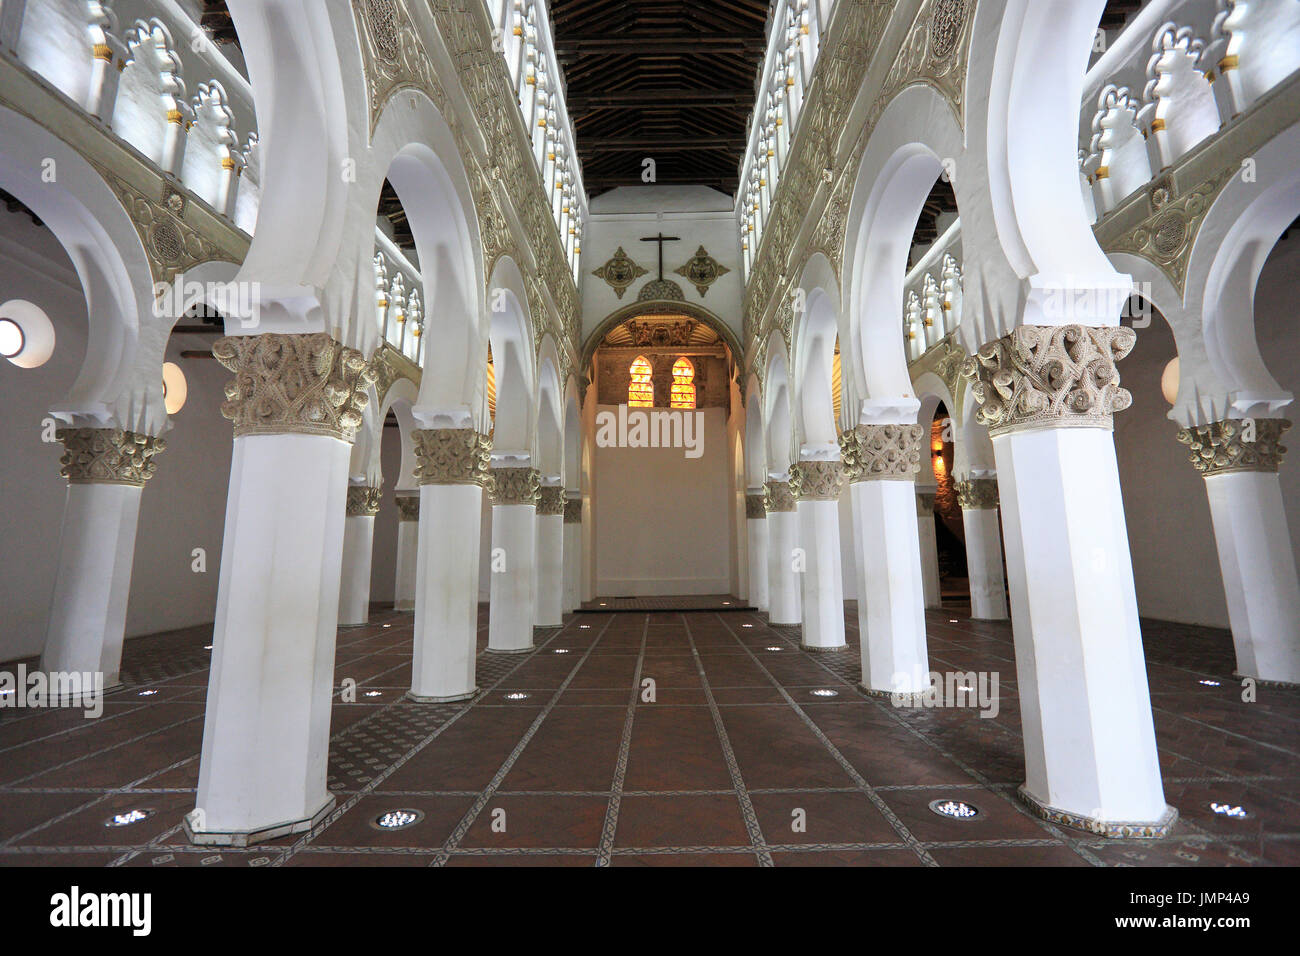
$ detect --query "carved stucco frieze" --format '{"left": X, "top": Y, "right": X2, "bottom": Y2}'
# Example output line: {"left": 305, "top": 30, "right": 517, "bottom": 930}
{"left": 491, "top": 466, "right": 540, "bottom": 506}
{"left": 537, "top": 486, "right": 567, "bottom": 516}
{"left": 395, "top": 494, "right": 419, "bottom": 521}
{"left": 413, "top": 428, "right": 493, "bottom": 488}
{"left": 347, "top": 484, "right": 383, "bottom": 516}
{"left": 763, "top": 480, "right": 796, "bottom": 514}
{"left": 916, "top": 491, "right": 936, "bottom": 515}
{"left": 352, "top": 0, "right": 446, "bottom": 131}
{"left": 370, "top": 342, "right": 421, "bottom": 410}
{"left": 962, "top": 325, "right": 1136, "bottom": 437}
{"left": 563, "top": 498, "right": 582, "bottom": 523}
{"left": 213, "top": 333, "right": 376, "bottom": 441}
{"left": 955, "top": 477, "right": 999, "bottom": 510}
{"left": 1176, "top": 419, "right": 1290, "bottom": 477}
{"left": 745, "top": 493, "right": 767, "bottom": 520}
{"left": 790, "top": 460, "right": 845, "bottom": 501}
{"left": 57, "top": 427, "right": 165, "bottom": 486}
{"left": 839, "top": 424, "right": 925, "bottom": 482}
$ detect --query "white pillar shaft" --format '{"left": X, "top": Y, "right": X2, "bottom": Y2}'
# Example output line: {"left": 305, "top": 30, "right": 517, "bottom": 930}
{"left": 411, "top": 484, "right": 483, "bottom": 701}
{"left": 337, "top": 514, "right": 375, "bottom": 627}
{"left": 766, "top": 511, "right": 801, "bottom": 625}
{"left": 535, "top": 513, "right": 564, "bottom": 626}
{"left": 489, "top": 504, "right": 536, "bottom": 651}
{"left": 1204, "top": 471, "right": 1300, "bottom": 683}
{"left": 797, "top": 500, "right": 846, "bottom": 649}
{"left": 746, "top": 518, "right": 769, "bottom": 611}
{"left": 394, "top": 516, "right": 417, "bottom": 610}
{"left": 562, "top": 519, "right": 581, "bottom": 612}
{"left": 42, "top": 482, "right": 143, "bottom": 687}
{"left": 161, "top": 119, "right": 187, "bottom": 177}
{"left": 851, "top": 481, "right": 928, "bottom": 693}
{"left": 193, "top": 433, "right": 349, "bottom": 842}
{"left": 994, "top": 426, "right": 1167, "bottom": 824}
{"left": 917, "top": 504, "right": 942, "bottom": 608}
{"left": 962, "top": 507, "right": 1008, "bottom": 620}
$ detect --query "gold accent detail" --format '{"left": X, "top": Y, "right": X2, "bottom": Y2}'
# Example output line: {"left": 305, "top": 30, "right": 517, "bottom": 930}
{"left": 57, "top": 428, "right": 165, "bottom": 486}
{"left": 1150, "top": 118, "right": 1166, "bottom": 132}
{"left": 1094, "top": 165, "right": 1110, "bottom": 180}
{"left": 166, "top": 109, "right": 184, "bottom": 124}
{"left": 1219, "top": 54, "right": 1238, "bottom": 72}
{"left": 92, "top": 43, "right": 113, "bottom": 62}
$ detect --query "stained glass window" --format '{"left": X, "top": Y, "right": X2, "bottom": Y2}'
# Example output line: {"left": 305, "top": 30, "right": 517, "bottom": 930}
{"left": 628, "top": 355, "right": 654, "bottom": 407}
{"left": 670, "top": 357, "right": 696, "bottom": 409}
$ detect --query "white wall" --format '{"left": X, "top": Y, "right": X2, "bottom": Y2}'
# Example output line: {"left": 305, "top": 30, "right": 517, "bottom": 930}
{"left": 593, "top": 404, "right": 733, "bottom": 595}
{"left": 1114, "top": 233, "right": 1300, "bottom": 628}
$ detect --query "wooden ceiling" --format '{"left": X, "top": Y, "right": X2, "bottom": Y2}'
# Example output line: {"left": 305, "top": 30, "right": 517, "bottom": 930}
{"left": 550, "top": 0, "right": 771, "bottom": 198}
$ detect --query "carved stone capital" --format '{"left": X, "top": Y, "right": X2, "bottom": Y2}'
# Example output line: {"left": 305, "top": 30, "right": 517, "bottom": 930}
{"left": 916, "top": 492, "right": 936, "bottom": 516}
{"left": 346, "top": 485, "right": 382, "bottom": 516}
{"left": 955, "top": 478, "right": 999, "bottom": 510}
{"left": 57, "top": 427, "right": 165, "bottom": 486}
{"left": 395, "top": 495, "right": 419, "bottom": 521}
{"left": 763, "top": 480, "right": 796, "bottom": 513}
{"left": 1176, "top": 419, "right": 1290, "bottom": 477}
{"left": 213, "top": 333, "right": 376, "bottom": 441}
{"left": 839, "top": 424, "right": 924, "bottom": 482}
{"left": 745, "top": 493, "right": 767, "bottom": 519}
{"left": 790, "top": 460, "right": 844, "bottom": 501}
{"left": 413, "top": 428, "right": 492, "bottom": 488}
{"left": 492, "top": 467, "right": 541, "bottom": 506}
{"left": 537, "top": 486, "right": 567, "bottom": 516}
{"left": 962, "top": 325, "right": 1136, "bottom": 437}
{"left": 563, "top": 498, "right": 583, "bottom": 524}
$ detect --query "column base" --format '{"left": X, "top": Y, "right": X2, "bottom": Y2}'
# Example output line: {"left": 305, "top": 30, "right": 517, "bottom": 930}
{"left": 46, "top": 679, "right": 127, "bottom": 707}
{"left": 801, "top": 641, "right": 848, "bottom": 653}
{"left": 860, "top": 684, "right": 928, "bottom": 706}
{"left": 183, "top": 794, "right": 336, "bottom": 847}
{"left": 1017, "top": 785, "right": 1178, "bottom": 839}
{"left": 394, "top": 602, "right": 415, "bottom": 612}
{"left": 1233, "top": 671, "right": 1300, "bottom": 690}
{"left": 485, "top": 645, "right": 534, "bottom": 655}
{"left": 406, "top": 688, "right": 479, "bottom": 704}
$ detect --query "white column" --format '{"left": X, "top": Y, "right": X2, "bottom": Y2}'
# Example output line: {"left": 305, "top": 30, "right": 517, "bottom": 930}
{"left": 188, "top": 332, "right": 372, "bottom": 846}
{"left": 489, "top": 465, "right": 539, "bottom": 652}
{"left": 161, "top": 106, "right": 191, "bottom": 178}
{"left": 337, "top": 484, "right": 380, "bottom": 627}
{"left": 393, "top": 494, "right": 418, "bottom": 611}
{"left": 764, "top": 480, "right": 801, "bottom": 625}
{"left": 916, "top": 488, "right": 942, "bottom": 609}
{"left": 409, "top": 428, "right": 491, "bottom": 702}
{"left": 957, "top": 476, "right": 1008, "bottom": 620}
{"left": 745, "top": 488, "right": 769, "bottom": 611}
{"left": 842, "top": 423, "right": 929, "bottom": 696}
{"left": 791, "top": 461, "right": 846, "bottom": 650}
{"left": 1178, "top": 420, "right": 1300, "bottom": 684}
{"left": 535, "top": 484, "right": 565, "bottom": 627}
{"left": 41, "top": 428, "right": 164, "bottom": 693}
{"left": 562, "top": 493, "right": 582, "bottom": 612}
{"left": 971, "top": 324, "right": 1172, "bottom": 835}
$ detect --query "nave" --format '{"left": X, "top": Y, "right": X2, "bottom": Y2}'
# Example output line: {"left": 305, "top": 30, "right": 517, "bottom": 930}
{"left": 1, "top": 605, "right": 1294, "bottom": 867}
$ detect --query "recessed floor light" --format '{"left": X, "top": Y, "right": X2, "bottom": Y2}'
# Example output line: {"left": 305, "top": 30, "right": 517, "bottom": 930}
{"left": 949, "top": 619, "right": 958, "bottom": 624}
{"left": 554, "top": 648, "right": 570, "bottom": 654}
{"left": 204, "top": 644, "right": 213, "bottom": 650}
{"left": 722, "top": 601, "right": 730, "bottom": 605}
{"left": 1209, "top": 802, "right": 1248, "bottom": 818}
{"left": 383, "top": 624, "right": 392, "bottom": 628}
{"left": 579, "top": 624, "right": 591, "bottom": 629}
{"left": 810, "top": 688, "right": 837, "bottom": 697}
{"left": 765, "top": 646, "right": 782, "bottom": 652}
{"left": 364, "top": 691, "right": 382, "bottom": 698}
{"left": 105, "top": 808, "right": 155, "bottom": 827}
{"left": 742, "top": 624, "right": 753, "bottom": 628}
{"left": 1199, "top": 679, "right": 1221, "bottom": 687}
{"left": 929, "top": 799, "right": 980, "bottom": 819}
{"left": 138, "top": 690, "right": 158, "bottom": 697}
{"left": 504, "top": 692, "right": 530, "bottom": 700}
{"left": 599, "top": 603, "right": 607, "bottom": 607}
{"left": 371, "top": 808, "right": 424, "bottom": 831}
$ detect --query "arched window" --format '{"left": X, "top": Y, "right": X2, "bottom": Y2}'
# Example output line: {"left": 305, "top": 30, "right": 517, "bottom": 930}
{"left": 628, "top": 355, "right": 653, "bottom": 407}
{"left": 670, "top": 357, "right": 696, "bottom": 409}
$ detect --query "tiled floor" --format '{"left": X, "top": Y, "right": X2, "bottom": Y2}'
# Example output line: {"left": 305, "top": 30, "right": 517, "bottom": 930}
{"left": 1, "top": 602, "right": 1296, "bottom": 866}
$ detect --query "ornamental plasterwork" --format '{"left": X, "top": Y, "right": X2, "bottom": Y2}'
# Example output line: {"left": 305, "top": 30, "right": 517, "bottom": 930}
{"left": 563, "top": 498, "right": 582, "bottom": 523}
{"left": 790, "top": 460, "right": 845, "bottom": 501}
{"left": 916, "top": 491, "right": 936, "bottom": 515}
{"left": 213, "top": 332, "right": 376, "bottom": 441}
{"left": 743, "top": 0, "right": 973, "bottom": 375}
{"left": 745, "top": 493, "right": 767, "bottom": 519}
{"left": 1176, "top": 418, "right": 1290, "bottom": 476}
{"left": 592, "top": 247, "right": 647, "bottom": 299}
{"left": 622, "top": 319, "right": 698, "bottom": 348}
{"left": 395, "top": 494, "right": 420, "bottom": 520}
{"left": 675, "top": 246, "right": 731, "bottom": 297}
{"left": 412, "top": 428, "right": 493, "bottom": 487}
{"left": 910, "top": 336, "right": 968, "bottom": 401}
{"left": 963, "top": 325, "right": 1136, "bottom": 437}
{"left": 352, "top": 0, "right": 446, "bottom": 131}
{"left": 370, "top": 342, "right": 421, "bottom": 409}
{"left": 839, "top": 424, "right": 925, "bottom": 482}
{"left": 491, "top": 466, "right": 541, "bottom": 506}
{"left": 346, "top": 484, "right": 383, "bottom": 516}
{"left": 763, "top": 480, "right": 797, "bottom": 513}
{"left": 955, "top": 477, "right": 999, "bottom": 510}
{"left": 537, "top": 486, "right": 567, "bottom": 516}
{"left": 1103, "top": 166, "right": 1235, "bottom": 297}
{"left": 57, "top": 427, "right": 165, "bottom": 486}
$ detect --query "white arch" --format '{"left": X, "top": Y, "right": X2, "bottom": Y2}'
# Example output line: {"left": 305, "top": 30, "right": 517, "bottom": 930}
{"left": 486, "top": 257, "right": 536, "bottom": 457}
{"left": 763, "top": 335, "right": 793, "bottom": 477}
{"left": 791, "top": 253, "right": 842, "bottom": 452}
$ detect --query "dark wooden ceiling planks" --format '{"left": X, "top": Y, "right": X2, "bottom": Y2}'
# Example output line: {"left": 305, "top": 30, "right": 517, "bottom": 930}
{"left": 550, "top": 0, "right": 771, "bottom": 198}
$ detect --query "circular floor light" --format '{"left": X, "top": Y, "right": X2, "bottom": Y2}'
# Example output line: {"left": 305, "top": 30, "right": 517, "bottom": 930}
{"left": 105, "top": 808, "right": 155, "bottom": 827}
{"left": 371, "top": 808, "right": 424, "bottom": 831}
{"left": 0, "top": 299, "right": 55, "bottom": 368}
{"left": 1209, "top": 802, "right": 1248, "bottom": 819}
{"left": 810, "top": 688, "right": 838, "bottom": 697}
{"left": 504, "top": 692, "right": 530, "bottom": 701}
{"left": 929, "top": 799, "right": 980, "bottom": 820}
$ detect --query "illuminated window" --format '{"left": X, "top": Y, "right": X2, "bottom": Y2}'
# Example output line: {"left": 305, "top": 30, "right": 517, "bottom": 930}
{"left": 670, "top": 357, "right": 696, "bottom": 410}
{"left": 628, "top": 355, "right": 653, "bottom": 407}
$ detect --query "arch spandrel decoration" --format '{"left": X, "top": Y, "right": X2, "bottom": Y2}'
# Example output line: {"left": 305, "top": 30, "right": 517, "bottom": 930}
{"left": 370, "top": 341, "right": 422, "bottom": 409}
